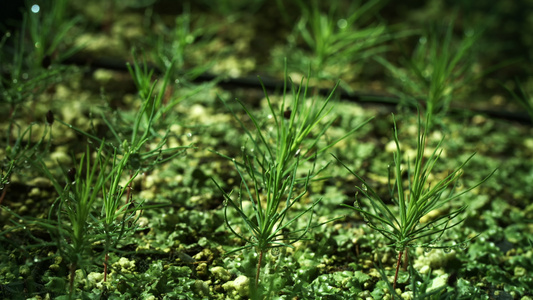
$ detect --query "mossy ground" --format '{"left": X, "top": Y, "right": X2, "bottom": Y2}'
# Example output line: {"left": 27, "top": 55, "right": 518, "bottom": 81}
{"left": 1, "top": 1, "right": 532, "bottom": 299}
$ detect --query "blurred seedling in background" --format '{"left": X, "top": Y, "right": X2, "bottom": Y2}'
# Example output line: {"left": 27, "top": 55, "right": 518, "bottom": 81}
{"left": 0, "top": 26, "right": 74, "bottom": 125}
{"left": 126, "top": 49, "right": 207, "bottom": 128}
{"left": 0, "top": 0, "right": 82, "bottom": 166}
{"left": 23, "top": 0, "right": 83, "bottom": 68}
{"left": 212, "top": 65, "right": 372, "bottom": 298}
{"left": 334, "top": 113, "right": 495, "bottom": 290}
{"left": 196, "top": 0, "right": 266, "bottom": 16}
{"left": 0, "top": 111, "right": 54, "bottom": 205}
{"left": 375, "top": 19, "right": 483, "bottom": 128}
{"left": 507, "top": 78, "right": 533, "bottom": 122}
{"left": 150, "top": 3, "right": 217, "bottom": 82}
{"left": 283, "top": 0, "right": 390, "bottom": 90}
{"left": 55, "top": 49, "right": 191, "bottom": 177}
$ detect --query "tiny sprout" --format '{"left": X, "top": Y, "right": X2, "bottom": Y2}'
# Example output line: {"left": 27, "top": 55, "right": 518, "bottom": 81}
{"left": 46, "top": 110, "right": 54, "bottom": 125}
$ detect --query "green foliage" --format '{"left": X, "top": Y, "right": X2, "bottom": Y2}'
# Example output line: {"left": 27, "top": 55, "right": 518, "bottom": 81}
{"left": 0, "top": 29, "right": 72, "bottom": 119}
{"left": 25, "top": 51, "right": 193, "bottom": 294}
{"left": 213, "top": 67, "right": 372, "bottom": 291}
{"left": 507, "top": 78, "right": 533, "bottom": 122}
{"left": 286, "top": 0, "right": 389, "bottom": 86}
{"left": 139, "top": 261, "right": 196, "bottom": 298}
{"left": 24, "top": 0, "right": 82, "bottom": 68}
{"left": 56, "top": 52, "right": 190, "bottom": 174}
{"left": 335, "top": 113, "right": 495, "bottom": 288}
{"left": 337, "top": 114, "right": 493, "bottom": 251}
{"left": 0, "top": 0, "right": 81, "bottom": 127}
{"left": 0, "top": 119, "right": 53, "bottom": 205}
{"left": 39, "top": 143, "right": 108, "bottom": 280}
{"left": 376, "top": 20, "right": 481, "bottom": 126}
{"left": 1, "top": 39, "right": 191, "bottom": 298}
{"left": 126, "top": 49, "right": 175, "bottom": 126}
{"left": 151, "top": 4, "right": 215, "bottom": 81}
{"left": 0, "top": 1, "right": 528, "bottom": 298}
{"left": 196, "top": 0, "right": 265, "bottom": 16}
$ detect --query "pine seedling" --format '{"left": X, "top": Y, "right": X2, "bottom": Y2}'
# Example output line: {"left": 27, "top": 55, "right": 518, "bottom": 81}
{"left": 507, "top": 79, "right": 533, "bottom": 122}
{"left": 375, "top": 19, "right": 481, "bottom": 127}
{"left": 1, "top": 114, "right": 53, "bottom": 205}
{"left": 99, "top": 143, "right": 143, "bottom": 282}
{"left": 44, "top": 55, "right": 191, "bottom": 284}
{"left": 286, "top": 0, "right": 389, "bottom": 88}
{"left": 24, "top": 0, "right": 82, "bottom": 67}
{"left": 56, "top": 51, "right": 191, "bottom": 175}
{"left": 33, "top": 139, "right": 145, "bottom": 292}
{"left": 34, "top": 141, "right": 108, "bottom": 293}
{"left": 334, "top": 113, "right": 495, "bottom": 289}
{"left": 126, "top": 49, "right": 209, "bottom": 130}
{"left": 152, "top": 3, "right": 215, "bottom": 81}
{"left": 0, "top": 25, "right": 72, "bottom": 124}
{"left": 126, "top": 49, "right": 174, "bottom": 126}
{"left": 213, "top": 68, "right": 372, "bottom": 293}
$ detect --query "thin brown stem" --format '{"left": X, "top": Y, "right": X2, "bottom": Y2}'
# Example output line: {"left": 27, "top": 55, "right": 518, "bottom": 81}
{"left": 393, "top": 249, "right": 403, "bottom": 290}
{"left": 69, "top": 262, "right": 77, "bottom": 293}
{"left": 125, "top": 173, "right": 133, "bottom": 205}
{"left": 255, "top": 249, "right": 264, "bottom": 287}
{"left": 103, "top": 253, "right": 109, "bottom": 282}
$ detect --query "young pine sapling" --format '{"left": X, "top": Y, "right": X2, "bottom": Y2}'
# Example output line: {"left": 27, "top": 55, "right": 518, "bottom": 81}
{"left": 334, "top": 114, "right": 495, "bottom": 289}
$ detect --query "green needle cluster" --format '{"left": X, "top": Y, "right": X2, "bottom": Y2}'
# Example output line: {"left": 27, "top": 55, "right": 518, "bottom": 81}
{"left": 213, "top": 66, "right": 372, "bottom": 294}
{"left": 335, "top": 113, "right": 495, "bottom": 289}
